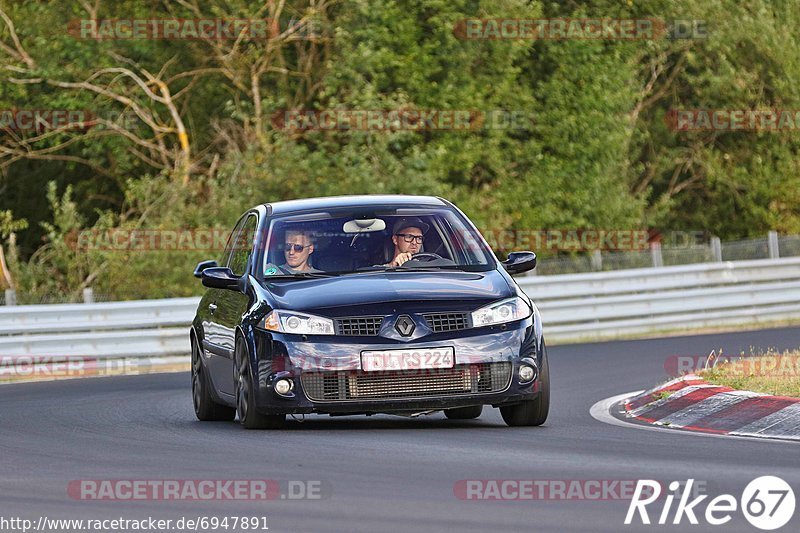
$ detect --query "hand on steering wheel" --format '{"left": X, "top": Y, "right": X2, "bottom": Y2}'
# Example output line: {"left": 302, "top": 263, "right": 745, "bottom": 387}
{"left": 406, "top": 252, "right": 443, "bottom": 262}
{"left": 388, "top": 252, "right": 443, "bottom": 267}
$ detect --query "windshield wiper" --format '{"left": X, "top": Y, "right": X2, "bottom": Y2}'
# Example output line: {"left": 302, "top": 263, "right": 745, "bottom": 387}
{"left": 262, "top": 272, "right": 339, "bottom": 280}
{"left": 374, "top": 264, "right": 467, "bottom": 272}
{"left": 354, "top": 263, "right": 469, "bottom": 273}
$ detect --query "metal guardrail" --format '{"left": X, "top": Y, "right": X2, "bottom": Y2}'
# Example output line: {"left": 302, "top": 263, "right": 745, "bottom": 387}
{"left": 0, "top": 298, "right": 198, "bottom": 357}
{"left": 522, "top": 258, "right": 800, "bottom": 341}
{"left": 0, "top": 298, "right": 197, "bottom": 335}
{"left": 1, "top": 257, "right": 800, "bottom": 357}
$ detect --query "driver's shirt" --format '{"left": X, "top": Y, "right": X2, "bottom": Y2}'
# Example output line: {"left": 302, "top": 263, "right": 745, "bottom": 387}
{"left": 264, "top": 262, "right": 322, "bottom": 275}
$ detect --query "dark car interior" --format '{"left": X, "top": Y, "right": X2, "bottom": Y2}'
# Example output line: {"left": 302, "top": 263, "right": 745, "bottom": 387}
{"left": 265, "top": 216, "right": 454, "bottom": 273}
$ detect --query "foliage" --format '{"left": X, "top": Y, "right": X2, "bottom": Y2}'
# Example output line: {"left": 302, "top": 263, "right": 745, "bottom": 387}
{"left": 0, "top": 0, "right": 798, "bottom": 300}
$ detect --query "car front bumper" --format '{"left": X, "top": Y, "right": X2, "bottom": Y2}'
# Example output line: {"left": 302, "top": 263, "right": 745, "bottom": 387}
{"left": 248, "top": 318, "right": 542, "bottom": 416}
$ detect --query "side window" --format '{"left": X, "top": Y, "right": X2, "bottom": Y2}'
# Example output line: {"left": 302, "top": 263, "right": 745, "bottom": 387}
{"left": 219, "top": 217, "right": 246, "bottom": 267}
{"left": 229, "top": 215, "right": 257, "bottom": 276}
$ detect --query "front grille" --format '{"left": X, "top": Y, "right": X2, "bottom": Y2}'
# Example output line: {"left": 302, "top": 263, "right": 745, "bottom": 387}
{"left": 423, "top": 312, "right": 469, "bottom": 332}
{"left": 335, "top": 316, "right": 384, "bottom": 336}
{"left": 301, "top": 362, "right": 512, "bottom": 401}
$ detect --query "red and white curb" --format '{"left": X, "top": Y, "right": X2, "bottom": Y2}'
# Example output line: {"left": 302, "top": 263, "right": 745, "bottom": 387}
{"left": 621, "top": 374, "right": 800, "bottom": 441}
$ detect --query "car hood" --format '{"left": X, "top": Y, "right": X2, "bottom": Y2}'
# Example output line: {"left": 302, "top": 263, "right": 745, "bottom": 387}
{"left": 260, "top": 269, "right": 514, "bottom": 314}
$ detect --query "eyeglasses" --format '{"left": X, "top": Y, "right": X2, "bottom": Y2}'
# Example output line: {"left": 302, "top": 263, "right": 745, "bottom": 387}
{"left": 283, "top": 243, "right": 311, "bottom": 252}
{"left": 396, "top": 233, "right": 424, "bottom": 244}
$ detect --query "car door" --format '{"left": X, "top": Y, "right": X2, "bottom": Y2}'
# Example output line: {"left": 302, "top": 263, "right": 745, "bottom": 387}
{"left": 211, "top": 213, "right": 258, "bottom": 396}
{"left": 202, "top": 215, "right": 247, "bottom": 396}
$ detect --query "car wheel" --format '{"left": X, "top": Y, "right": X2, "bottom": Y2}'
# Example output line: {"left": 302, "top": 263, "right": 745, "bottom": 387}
{"left": 500, "top": 345, "right": 550, "bottom": 427}
{"left": 192, "top": 336, "right": 235, "bottom": 421}
{"left": 234, "top": 338, "right": 285, "bottom": 430}
{"left": 444, "top": 405, "right": 483, "bottom": 419}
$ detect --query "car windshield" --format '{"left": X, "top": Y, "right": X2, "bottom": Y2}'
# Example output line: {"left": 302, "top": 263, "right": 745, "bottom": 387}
{"left": 260, "top": 207, "right": 495, "bottom": 278}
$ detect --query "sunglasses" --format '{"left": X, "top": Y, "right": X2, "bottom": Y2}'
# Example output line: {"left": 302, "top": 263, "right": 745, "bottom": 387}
{"left": 283, "top": 243, "right": 312, "bottom": 252}
{"left": 396, "top": 233, "right": 424, "bottom": 244}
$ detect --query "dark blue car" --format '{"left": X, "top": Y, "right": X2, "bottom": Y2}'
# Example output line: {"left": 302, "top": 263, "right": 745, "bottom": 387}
{"left": 191, "top": 195, "right": 548, "bottom": 429}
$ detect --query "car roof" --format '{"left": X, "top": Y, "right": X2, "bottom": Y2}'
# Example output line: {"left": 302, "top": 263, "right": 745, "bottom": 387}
{"left": 262, "top": 195, "right": 448, "bottom": 215}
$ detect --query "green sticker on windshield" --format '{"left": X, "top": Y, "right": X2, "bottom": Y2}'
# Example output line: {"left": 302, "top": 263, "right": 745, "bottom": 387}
{"left": 265, "top": 267, "right": 277, "bottom": 275}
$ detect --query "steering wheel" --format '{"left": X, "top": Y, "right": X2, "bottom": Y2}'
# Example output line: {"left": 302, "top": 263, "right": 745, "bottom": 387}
{"left": 408, "top": 252, "right": 443, "bottom": 262}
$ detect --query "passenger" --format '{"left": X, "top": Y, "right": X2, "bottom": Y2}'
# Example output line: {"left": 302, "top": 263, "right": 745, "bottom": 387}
{"left": 265, "top": 229, "right": 322, "bottom": 275}
{"left": 386, "top": 217, "right": 429, "bottom": 267}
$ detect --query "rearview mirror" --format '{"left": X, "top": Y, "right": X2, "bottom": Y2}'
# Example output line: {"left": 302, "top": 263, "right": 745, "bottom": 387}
{"left": 343, "top": 218, "right": 386, "bottom": 233}
{"left": 501, "top": 251, "right": 536, "bottom": 275}
{"left": 201, "top": 267, "right": 241, "bottom": 290}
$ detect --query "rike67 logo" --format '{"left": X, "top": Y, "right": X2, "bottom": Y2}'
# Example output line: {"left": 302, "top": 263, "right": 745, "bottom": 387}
{"left": 626, "top": 477, "right": 795, "bottom": 530}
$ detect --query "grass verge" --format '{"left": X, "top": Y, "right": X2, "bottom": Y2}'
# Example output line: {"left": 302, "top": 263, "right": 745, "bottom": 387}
{"left": 699, "top": 350, "right": 800, "bottom": 398}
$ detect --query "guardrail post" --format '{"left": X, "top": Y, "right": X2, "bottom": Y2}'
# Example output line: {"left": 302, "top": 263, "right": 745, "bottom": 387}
{"left": 4, "top": 289, "right": 16, "bottom": 306}
{"left": 650, "top": 242, "right": 663, "bottom": 268}
{"left": 710, "top": 236, "right": 722, "bottom": 262}
{"left": 768, "top": 231, "right": 780, "bottom": 259}
{"left": 590, "top": 250, "right": 602, "bottom": 271}
{"left": 82, "top": 287, "right": 94, "bottom": 304}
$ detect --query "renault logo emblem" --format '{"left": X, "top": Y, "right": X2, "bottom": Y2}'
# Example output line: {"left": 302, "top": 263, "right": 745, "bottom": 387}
{"left": 395, "top": 315, "right": 415, "bottom": 337}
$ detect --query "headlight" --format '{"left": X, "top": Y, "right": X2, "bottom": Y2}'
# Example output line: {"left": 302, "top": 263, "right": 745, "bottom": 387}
{"left": 262, "top": 310, "right": 335, "bottom": 335}
{"left": 471, "top": 297, "right": 531, "bottom": 327}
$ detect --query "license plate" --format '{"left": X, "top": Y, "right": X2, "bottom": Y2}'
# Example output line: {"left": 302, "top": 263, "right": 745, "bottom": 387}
{"left": 361, "top": 347, "right": 455, "bottom": 372}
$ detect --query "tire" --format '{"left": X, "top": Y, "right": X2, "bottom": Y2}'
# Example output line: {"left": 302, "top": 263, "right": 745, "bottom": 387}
{"left": 444, "top": 405, "right": 483, "bottom": 419}
{"left": 500, "top": 344, "right": 550, "bottom": 427}
{"left": 234, "top": 338, "right": 285, "bottom": 430}
{"left": 192, "top": 336, "right": 236, "bottom": 422}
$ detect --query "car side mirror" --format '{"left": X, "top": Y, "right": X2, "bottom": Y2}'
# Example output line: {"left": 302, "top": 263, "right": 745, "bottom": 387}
{"left": 201, "top": 267, "right": 241, "bottom": 290}
{"left": 501, "top": 251, "right": 537, "bottom": 275}
{"left": 194, "top": 259, "right": 218, "bottom": 278}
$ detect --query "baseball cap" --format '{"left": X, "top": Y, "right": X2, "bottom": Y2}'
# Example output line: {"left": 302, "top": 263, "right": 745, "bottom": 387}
{"left": 392, "top": 217, "right": 430, "bottom": 235}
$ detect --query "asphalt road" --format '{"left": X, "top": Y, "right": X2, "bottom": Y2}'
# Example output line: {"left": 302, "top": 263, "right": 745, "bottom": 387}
{"left": 2, "top": 327, "right": 800, "bottom": 533}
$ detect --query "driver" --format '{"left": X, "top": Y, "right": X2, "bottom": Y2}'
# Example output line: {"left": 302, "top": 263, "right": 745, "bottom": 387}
{"left": 386, "top": 217, "right": 429, "bottom": 267}
{"left": 265, "top": 229, "right": 322, "bottom": 275}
